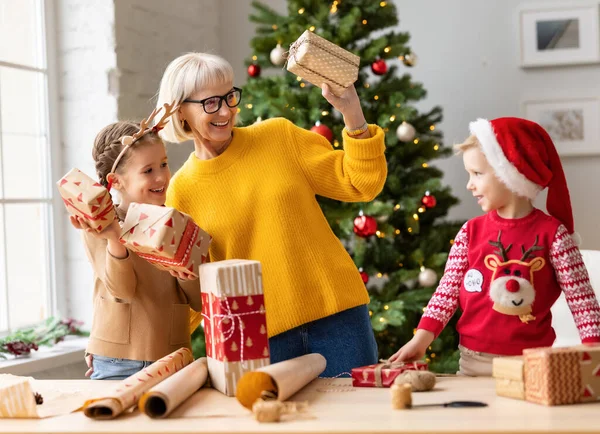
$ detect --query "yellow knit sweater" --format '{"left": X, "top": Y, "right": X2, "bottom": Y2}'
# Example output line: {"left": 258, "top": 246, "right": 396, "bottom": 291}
{"left": 166, "top": 118, "right": 387, "bottom": 337}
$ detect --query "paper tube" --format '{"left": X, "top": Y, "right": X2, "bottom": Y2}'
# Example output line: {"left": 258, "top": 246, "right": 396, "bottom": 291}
{"left": 236, "top": 353, "right": 326, "bottom": 409}
{"left": 82, "top": 347, "right": 193, "bottom": 419}
{"left": 138, "top": 357, "right": 208, "bottom": 418}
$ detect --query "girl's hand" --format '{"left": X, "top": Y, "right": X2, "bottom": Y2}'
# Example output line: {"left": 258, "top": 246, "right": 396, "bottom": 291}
{"left": 70, "top": 216, "right": 121, "bottom": 242}
{"left": 321, "top": 83, "right": 367, "bottom": 130}
{"left": 170, "top": 270, "right": 198, "bottom": 280}
{"left": 71, "top": 215, "right": 128, "bottom": 259}
{"left": 84, "top": 353, "right": 93, "bottom": 377}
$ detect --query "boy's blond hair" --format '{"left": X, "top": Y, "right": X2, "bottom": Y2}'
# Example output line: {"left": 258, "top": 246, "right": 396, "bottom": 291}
{"left": 453, "top": 134, "right": 481, "bottom": 154}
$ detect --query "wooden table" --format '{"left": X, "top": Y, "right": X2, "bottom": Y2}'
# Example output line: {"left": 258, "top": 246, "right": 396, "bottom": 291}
{"left": 2, "top": 377, "right": 599, "bottom": 434}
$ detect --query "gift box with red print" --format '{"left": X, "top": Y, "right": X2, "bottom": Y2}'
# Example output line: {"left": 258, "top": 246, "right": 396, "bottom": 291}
{"left": 523, "top": 344, "right": 600, "bottom": 406}
{"left": 119, "top": 203, "right": 211, "bottom": 275}
{"left": 352, "top": 361, "right": 429, "bottom": 388}
{"left": 200, "top": 259, "right": 270, "bottom": 396}
{"left": 56, "top": 168, "right": 116, "bottom": 233}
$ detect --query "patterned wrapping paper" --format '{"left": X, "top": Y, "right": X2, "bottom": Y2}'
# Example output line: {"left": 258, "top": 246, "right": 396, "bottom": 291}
{"left": 523, "top": 344, "right": 600, "bottom": 406}
{"left": 200, "top": 259, "right": 270, "bottom": 396}
{"left": 492, "top": 356, "right": 526, "bottom": 400}
{"left": 56, "top": 168, "right": 116, "bottom": 232}
{"left": 119, "top": 203, "right": 211, "bottom": 275}
{"left": 351, "top": 361, "right": 429, "bottom": 388}
{"left": 286, "top": 30, "right": 360, "bottom": 97}
{"left": 82, "top": 347, "right": 194, "bottom": 419}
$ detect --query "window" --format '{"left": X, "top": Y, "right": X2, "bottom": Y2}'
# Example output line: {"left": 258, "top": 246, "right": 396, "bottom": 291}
{"left": 0, "top": 0, "right": 60, "bottom": 332}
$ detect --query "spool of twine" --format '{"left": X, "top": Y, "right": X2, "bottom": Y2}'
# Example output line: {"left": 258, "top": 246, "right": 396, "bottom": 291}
{"left": 236, "top": 372, "right": 278, "bottom": 409}
{"left": 393, "top": 370, "right": 436, "bottom": 392}
{"left": 391, "top": 383, "right": 412, "bottom": 409}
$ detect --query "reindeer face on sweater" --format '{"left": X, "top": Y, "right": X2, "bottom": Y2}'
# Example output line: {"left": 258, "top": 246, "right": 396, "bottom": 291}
{"left": 483, "top": 231, "right": 546, "bottom": 322}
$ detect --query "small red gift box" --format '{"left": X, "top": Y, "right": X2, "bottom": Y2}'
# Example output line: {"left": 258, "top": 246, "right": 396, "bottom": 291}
{"left": 352, "top": 361, "right": 429, "bottom": 388}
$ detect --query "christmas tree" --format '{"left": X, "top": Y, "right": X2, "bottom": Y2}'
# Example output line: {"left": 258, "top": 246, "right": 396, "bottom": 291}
{"left": 236, "top": 0, "right": 464, "bottom": 373}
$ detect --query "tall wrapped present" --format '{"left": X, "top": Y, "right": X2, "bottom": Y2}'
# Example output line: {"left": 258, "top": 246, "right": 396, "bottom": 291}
{"left": 57, "top": 168, "right": 116, "bottom": 232}
{"left": 119, "top": 203, "right": 211, "bottom": 275}
{"left": 523, "top": 344, "right": 600, "bottom": 406}
{"left": 492, "top": 356, "right": 526, "bottom": 400}
{"left": 351, "top": 361, "right": 428, "bottom": 388}
{"left": 286, "top": 30, "right": 360, "bottom": 97}
{"left": 200, "top": 259, "right": 270, "bottom": 396}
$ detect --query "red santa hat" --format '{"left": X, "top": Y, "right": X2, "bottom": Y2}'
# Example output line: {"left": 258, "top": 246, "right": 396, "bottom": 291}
{"left": 469, "top": 117, "right": 579, "bottom": 244}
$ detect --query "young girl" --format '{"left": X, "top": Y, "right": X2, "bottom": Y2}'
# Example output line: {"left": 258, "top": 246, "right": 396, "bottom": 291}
{"left": 390, "top": 117, "right": 600, "bottom": 376}
{"left": 70, "top": 106, "right": 201, "bottom": 380}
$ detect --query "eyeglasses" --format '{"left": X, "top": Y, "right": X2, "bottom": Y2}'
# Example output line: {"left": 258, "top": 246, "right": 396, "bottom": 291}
{"left": 183, "top": 87, "right": 243, "bottom": 114}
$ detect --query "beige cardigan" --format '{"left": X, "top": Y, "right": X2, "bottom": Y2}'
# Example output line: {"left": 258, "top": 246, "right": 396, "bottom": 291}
{"left": 82, "top": 214, "right": 202, "bottom": 361}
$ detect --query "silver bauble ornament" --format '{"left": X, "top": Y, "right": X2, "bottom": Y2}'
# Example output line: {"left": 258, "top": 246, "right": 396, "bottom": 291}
{"left": 396, "top": 121, "right": 416, "bottom": 142}
{"left": 418, "top": 268, "right": 438, "bottom": 287}
{"left": 402, "top": 52, "right": 418, "bottom": 67}
{"left": 270, "top": 44, "right": 286, "bottom": 66}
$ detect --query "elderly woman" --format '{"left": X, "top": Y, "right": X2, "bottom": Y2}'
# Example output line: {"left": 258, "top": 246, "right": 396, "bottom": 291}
{"left": 157, "top": 52, "right": 387, "bottom": 376}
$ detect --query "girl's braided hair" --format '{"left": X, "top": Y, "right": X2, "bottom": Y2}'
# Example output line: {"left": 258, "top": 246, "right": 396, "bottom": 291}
{"left": 91, "top": 121, "right": 160, "bottom": 188}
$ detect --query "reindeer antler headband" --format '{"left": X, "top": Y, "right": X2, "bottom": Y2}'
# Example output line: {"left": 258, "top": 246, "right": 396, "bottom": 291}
{"left": 109, "top": 102, "right": 179, "bottom": 176}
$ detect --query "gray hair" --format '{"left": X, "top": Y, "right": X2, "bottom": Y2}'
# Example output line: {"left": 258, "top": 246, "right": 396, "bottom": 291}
{"left": 156, "top": 53, "right": 235, "bottom": 143}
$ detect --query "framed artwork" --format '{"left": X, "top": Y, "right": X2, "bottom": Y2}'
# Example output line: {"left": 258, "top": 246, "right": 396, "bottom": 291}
{"left": 523, "top": 98, "right": 600, "bottom": 156}
{"left": 519, "top": 2, "right": 600, "bottom": 67}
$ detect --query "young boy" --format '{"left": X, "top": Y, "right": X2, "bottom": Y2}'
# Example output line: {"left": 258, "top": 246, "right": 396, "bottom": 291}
{"left": 389, "top": 117, "right": 600, "bottom": 376}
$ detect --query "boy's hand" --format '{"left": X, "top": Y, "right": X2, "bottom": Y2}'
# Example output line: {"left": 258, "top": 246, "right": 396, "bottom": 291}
{"left": 388, "top": 329, "right": 435, "bottom": 363}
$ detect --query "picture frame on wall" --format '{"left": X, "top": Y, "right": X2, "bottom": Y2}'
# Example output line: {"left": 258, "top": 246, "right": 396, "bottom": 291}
{"left": 519, "top": 2, "right": 600, "bottom": 67}
{"left": 523, "top": 98, "right": 600, "bottom": 156}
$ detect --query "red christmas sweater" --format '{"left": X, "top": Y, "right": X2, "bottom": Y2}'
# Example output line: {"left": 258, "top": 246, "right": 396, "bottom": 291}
{"left": 418, "top": 209, "right": 600, "bottom": 355}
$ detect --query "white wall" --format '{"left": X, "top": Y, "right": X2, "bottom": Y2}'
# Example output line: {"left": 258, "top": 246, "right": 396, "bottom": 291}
{"left": 217, "top": 0, "right": 600, "bottom": 249}
{"left": 56, "top": 0, "right": 119, "bottom": 326}
{"left": 56, "top": 0, "right": 220, "bottom": 325}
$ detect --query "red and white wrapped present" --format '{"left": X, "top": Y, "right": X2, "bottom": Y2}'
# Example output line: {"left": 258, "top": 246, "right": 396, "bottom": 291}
{"left": 56, "top": 168, "right": 116, "bottom": 232}
{"left": 352, "top": 361, "right": 429, "bottom": 388}
{"left": 200, "top": 259, "right": 270, "bottom": 396}
{"left": 119, "top": 203, "right": 211, "bottom": 275}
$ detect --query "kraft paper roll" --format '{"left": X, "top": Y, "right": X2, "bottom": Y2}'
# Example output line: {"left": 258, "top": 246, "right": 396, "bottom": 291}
{"left": 236, "top": 353, "right": 326, "bottom": 409}
{"left": 138, "top": 357, "right": 208, "bottom": 418}
{"left": 82, "top": 347, "right": 194, "bottom": 419}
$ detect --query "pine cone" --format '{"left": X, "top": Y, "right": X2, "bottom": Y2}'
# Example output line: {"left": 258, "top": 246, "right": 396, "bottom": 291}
{"left": 34, "top": 392, "right": 43, "bottom": 405}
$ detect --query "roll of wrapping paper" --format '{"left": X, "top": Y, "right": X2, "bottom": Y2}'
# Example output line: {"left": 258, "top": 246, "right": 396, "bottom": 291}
{"left": 82, "top": 347, "right": 194, "bottom": 419}
{"left": 236, "top": 353, "right": 326, "bottom": 409}
{"left": 138, "top": 357, "right": 209, "bottom": 418}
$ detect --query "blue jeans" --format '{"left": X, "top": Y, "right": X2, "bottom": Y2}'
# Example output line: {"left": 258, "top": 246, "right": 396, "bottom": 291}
{"left": 90, "top": 355, "right": 153, "bottom": 380}
{"left": 268, "top": 305, "right": 378, "bottom": 377}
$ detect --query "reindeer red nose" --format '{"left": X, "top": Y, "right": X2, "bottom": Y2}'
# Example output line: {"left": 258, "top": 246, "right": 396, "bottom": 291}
{"left": 505, "top": 279, "right": 520, "bottom": 293}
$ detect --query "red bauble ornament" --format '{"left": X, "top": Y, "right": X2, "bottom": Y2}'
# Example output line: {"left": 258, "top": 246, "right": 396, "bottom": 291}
{"left": 247, "top": 64, "right": 261, "bottom": 78}
{"left": 421, "top": 194, "right": 437, "bottom": 209}
{"left": 310, "top": 123, "right": 334, "bottom": 142}
{"left": 370, "top": 58, "right": 387, "bottom": 75}
{"left": 360, "top": 270, "right": 369, "bottom": 284}
{"left": 353, "top": 214, "right": 378, "bottom": 238}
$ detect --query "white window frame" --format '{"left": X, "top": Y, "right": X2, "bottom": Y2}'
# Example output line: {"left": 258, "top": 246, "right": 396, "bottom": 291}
{"left": 0, "top": 0, "right": 64, "bottom": 333}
